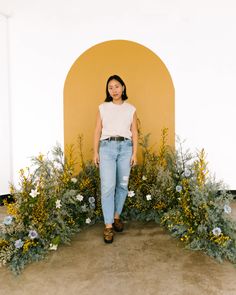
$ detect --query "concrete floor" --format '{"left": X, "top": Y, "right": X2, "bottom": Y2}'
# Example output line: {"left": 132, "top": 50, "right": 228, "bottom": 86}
{"left": 0, "top": 203, "right": 236, "bottom": 295}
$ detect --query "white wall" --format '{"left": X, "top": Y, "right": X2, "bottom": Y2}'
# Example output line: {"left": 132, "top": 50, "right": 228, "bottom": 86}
{"left": 0, "top": 13, "right": 12, "bottom": 194}
{"left": 0, "top": 0, "right": 236, "bottom": 190}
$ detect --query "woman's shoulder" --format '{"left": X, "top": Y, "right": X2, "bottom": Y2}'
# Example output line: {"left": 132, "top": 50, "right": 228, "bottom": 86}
{"left": 98, "top": 102, "right": 110, "bottom": 109}
{"left": 124, "top": 101, "right": 136, "bottom": 111}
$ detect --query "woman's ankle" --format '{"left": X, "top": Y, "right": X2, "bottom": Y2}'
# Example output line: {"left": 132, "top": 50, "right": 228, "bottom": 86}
{"left": 105, "top": 224, "right": 113, "bottom": 228}
{"left": 114, "top": 213, "right": 120, "bottom": 219}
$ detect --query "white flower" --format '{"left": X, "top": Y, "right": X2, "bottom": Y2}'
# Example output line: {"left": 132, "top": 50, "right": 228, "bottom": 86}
{"left": 146, "top": 194, "right": 152, "bottom": 201}
{"left": 184, "top": 169, "right": 191, "bottom": 177}
{"left": 81, "top": 204, "right": 87, "bottom": 212}
{"left": 89, "top": 197, "right": 95, "bottom": 204}
{"left": 3, "top": 215, "right": 13, "bottom": 225}
{"left": 76, "top": 194, "right": 84, "bottom": 201}
{"left": 86, "top": 218, "right": 91, "bottom": 224}
{"left": 71, "top": 178, "right": 78, "bottom": 183}
{"left": 15, "top": 239, "right": 24, "bottom": 249}
{"left": 56, "top": 199, "right": 62, "bottom": 209}
{"left": 49, "top": 243, "right": 58, "bottom": 251}
{"left": 128, "top": 191, "right": 135, "bottom": 197}
{"left": 176, "top": 185, "right": 182, "bottom": 193}
{"left": 224, "top": 205, "right": 232, "bottom": 214}
{"left": 142, "top": 175, "right": 147, "bottom": 181}
{"left": 28, "top": 230, "right": 38, "bottom": 239}
{"left": 212, "top": 227, "right": 222, "bottom": 236}
{"left": 30, "top": 189, "right": 40, "bottom": 198}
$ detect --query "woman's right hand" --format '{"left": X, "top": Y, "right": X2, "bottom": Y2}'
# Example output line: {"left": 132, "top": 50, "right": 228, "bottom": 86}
{"left": 93, "top": 152, "right": 100, "bottom": 167}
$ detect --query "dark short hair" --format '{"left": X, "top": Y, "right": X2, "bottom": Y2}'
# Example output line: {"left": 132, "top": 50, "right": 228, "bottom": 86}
{"left": 105, "top": 75, "right": 128, "bottom": 102}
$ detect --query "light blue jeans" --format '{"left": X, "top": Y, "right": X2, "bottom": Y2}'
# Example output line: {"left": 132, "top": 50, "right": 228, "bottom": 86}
{"left": 99, "top": 139, "right": 133, "bottom": 225}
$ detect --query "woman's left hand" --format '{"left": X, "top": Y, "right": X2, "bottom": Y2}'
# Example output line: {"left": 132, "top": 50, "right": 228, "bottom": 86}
{"left": 130, "top": 154, "right": 137, "bottom": 167}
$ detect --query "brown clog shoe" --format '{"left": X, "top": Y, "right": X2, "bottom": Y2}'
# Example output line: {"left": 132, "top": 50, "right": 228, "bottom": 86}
{"left": 113, "top": 218, "right": 124, "bottom": 232}
{"left": 104, "top": 227, "right": 114, "bottom": 243}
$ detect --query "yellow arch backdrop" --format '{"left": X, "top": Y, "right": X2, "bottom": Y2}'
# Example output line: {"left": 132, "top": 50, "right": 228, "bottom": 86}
{"left": 64, "top": 40, "right": 175, "bottom": 173}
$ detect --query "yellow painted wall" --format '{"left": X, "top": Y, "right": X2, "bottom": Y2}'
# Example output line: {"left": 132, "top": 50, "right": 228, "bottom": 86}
{"left": 64, "top": 40, "right": 175, "bottom": 173}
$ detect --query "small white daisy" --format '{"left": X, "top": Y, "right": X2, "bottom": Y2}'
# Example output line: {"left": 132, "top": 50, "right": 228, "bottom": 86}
{"left": 76, "top": 194, "right": 84, "bottom": 201}
{"left": 71, "top": 178, "right": 78, "bottom": 183}
{"left": 56, "top": 199, "right": 62, "bottom": 209}
{"left": 128, "top": 191, "right": 135, "bottom": 197}
{"left": 49, "top": 243, "right": 58, "bottom": 251}
{"left": 86, "top": 218, "right": 91, "bottom": 224}
{"left": 30, "top": 189, "right": 40, "bottom": 198}
{"left": 146, "top": 194, "right": 152, "bottom": 201}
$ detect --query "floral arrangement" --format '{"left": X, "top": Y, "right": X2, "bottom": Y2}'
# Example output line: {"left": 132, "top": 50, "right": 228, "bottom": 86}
{"left": 0, "top": 131, "right": 236, "bottom": 275}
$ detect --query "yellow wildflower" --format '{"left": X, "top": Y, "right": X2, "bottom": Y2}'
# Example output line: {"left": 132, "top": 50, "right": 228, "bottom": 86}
{"left": 23, "top": 239, "right": 37, "bottom": 253}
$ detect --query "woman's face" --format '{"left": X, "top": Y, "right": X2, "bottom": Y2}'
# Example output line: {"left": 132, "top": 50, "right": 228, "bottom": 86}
{"left": 108, "top": 79, "right": 124, "bottom": 101}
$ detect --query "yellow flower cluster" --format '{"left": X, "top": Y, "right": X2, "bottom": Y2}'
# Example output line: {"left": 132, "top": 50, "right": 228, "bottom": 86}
{"left": 188, "top": 227, "right": 195, "bottom": 234}
{"left": 61, "top": 171, "right": 71, "bottom": 185}
{"left": 161, "top": 211, "right": 184, "bottom": 226}
{"left": 194, "top": 149, "right": 208, "bottom": 187}
{"left": 180, "top": 235, "right": 189, "bottom": 242}
{"left": 60, "top": 145, "right": 75, "bottom": 185}
{"left": 23, "top": 239, "right": 38, "bottom": 254}
{"left": 157, "top": 128, "right": 169, "bottom": 168}
{"left": 31, "top": 194, "right": 49, "bottom": 235}
{"left": 18, "top": 167, "right": 34, "bottom": 195}
{"left": 37, "top": 153, "right": 44, "bottom": 162}
{"left": 94, "top": 202, "right": 102, "bottom": 217}
{"left": 154, "top": 201, "right": 166, "bottom": 210}
{"left": 181, "top": 227, "right": 195, "bottom": 242}
{"left": 181, "top": 202, "right": 193, "bottom": 221}
{"left": 79, "top": 178, "right": 91, "bottom": 190}
{"left": 210, "top": 233, "right": 230, "bottom": 247}
{"left": 0, "top": 239, "right": 9, "bottom": 248}
{"left": 66, "top": 218, "right": 76, "bottom": 226}
{"left": 4, "top": 200, "right": 18, "bottom": 218}
{"left": 167, "top": 223, "right": 173, "bottom": 230}
{"left": 179, "top": 179, "right": 194, "bottom": 220}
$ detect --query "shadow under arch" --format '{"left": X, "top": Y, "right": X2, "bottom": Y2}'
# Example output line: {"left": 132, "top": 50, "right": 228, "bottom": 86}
{"left": 64, "top": 39, "right": 175, "bottom": 173}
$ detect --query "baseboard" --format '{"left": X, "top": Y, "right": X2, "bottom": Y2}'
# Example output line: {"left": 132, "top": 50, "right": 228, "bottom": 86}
{"left": 220, "top": 190, "right": 236, "bottom": 197}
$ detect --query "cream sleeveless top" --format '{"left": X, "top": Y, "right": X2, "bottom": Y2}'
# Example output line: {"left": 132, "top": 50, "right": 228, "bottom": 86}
{"left": 99, "top": 101, "right": 136, "bottom": 140}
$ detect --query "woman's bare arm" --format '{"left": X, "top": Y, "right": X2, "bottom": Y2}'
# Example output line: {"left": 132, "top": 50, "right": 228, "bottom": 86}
{"left": 130, "top": 111, "right": 138, "bottom": 166}
{"left": 93, "top": 111, "right": 102, "bottom": 167}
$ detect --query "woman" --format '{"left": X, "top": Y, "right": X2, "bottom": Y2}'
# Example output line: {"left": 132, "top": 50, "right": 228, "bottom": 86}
{"left": 93, "top": 74, "right": 138, "bottom": 243}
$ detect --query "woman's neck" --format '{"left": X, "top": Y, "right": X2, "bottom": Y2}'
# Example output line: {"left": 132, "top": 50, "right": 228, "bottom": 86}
{"left": 112, "top": 99, "right": 123, "bottom": 105}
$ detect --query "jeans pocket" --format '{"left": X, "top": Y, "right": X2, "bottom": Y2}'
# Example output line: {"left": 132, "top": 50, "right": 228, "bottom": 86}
{"left": 125, "top": 139, "right": 133, "bottom": 147}
{"left": 99, "top": 140, "right": 108, "bottom": 148}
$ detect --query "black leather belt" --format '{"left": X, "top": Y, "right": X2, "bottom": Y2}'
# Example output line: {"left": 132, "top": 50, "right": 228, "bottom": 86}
{"left": 104, "top": 136, "right": 128, "bottom": 141}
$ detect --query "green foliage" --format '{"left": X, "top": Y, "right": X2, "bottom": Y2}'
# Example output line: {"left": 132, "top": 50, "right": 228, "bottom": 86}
{"left": 0, "top": 130, "right": 236, "bottom": 275}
